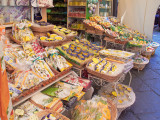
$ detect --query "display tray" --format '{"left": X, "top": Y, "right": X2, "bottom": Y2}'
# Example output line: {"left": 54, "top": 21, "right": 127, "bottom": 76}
{"left": 12, "top": 68, "right": 71, "bottom": 107}
{"left": 56, "top": 48, "right": 96, "bottom": 69}
{"left": 86, "top": 58, "right": 125, "bottom": 82}
{"left": 99, "top": 49, "right": 135, "bottom": 62}
{"left": 86, "top": 67, "right": 123, "bottom": 82}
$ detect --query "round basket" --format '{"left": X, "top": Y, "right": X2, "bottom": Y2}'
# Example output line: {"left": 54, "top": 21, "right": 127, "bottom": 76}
{"left": 9, "top": 35, "right": 22, "bottom": 45}
{"left": 98, "top": 84, "right": 136, "bottom": 109}
{"left": 33, "top": 32, "right": 48, "bottom": 38}
{"left": 39, "top": 37, "right": 67, "bottom": 47}
{"left": 133, "top": 58, "right": 149, "bottom": 70}
{"left": 31, "top": 25, "right": 54, "bottom": 33}
{"left": 36, "top": 110, "right": 70, "bottom": 120}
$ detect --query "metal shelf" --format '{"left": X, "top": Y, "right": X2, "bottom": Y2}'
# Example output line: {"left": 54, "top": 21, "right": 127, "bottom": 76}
{"left": 13, "top": 71, "right": 73, "bottom": 107}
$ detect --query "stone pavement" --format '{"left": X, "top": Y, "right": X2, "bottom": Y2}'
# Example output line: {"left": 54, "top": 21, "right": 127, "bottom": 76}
{"left": 119, "top": 28, "right": 160, "bottom": 120}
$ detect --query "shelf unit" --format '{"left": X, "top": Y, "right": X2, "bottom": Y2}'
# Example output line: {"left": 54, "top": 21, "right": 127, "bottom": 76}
{"left": 67, "top": 0, "right": 87, "bottom": 31}
{"left": 99, "top": 0, "right": 113, "bottom": 17}
{"left": 47, "top": 0, "right": 67, "bottom": 26}
{"left": 13, "top": 71, "right": 73, "bottom": 107}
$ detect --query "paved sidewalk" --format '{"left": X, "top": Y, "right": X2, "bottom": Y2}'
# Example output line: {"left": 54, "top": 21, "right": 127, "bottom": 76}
{"left": 119, "top": 28, "right": 160, "bottom": 120}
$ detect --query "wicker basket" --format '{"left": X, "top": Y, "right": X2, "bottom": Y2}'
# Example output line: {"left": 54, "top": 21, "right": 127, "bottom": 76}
{"left": 94, "top": 28, "right": 104, "bottom": 35}
{"left": 83, "top": 22, "right": 95, "bottom": 31}
{"left": 85, "top": 29, "right": 95, "bottom": 34}
{"left": 104, "top": 31, "right": 117, "bottom": 39}
{"left": 36, "top": 110, "right": 70, "bottom": 120}
{"left": 5, "top": 63, "right": 15, "bottom": 74}
{"left": 104, "top": 37, "right": 116, "bottom": 42}
{"left": 133, "top": 58, "right": 149, "bottom": 70}
{"left": 107, "top": 100, "right": 118, "bottom": 120}
{"left": 115, "top": 39, "right": 128, "bottom": 45}
{"left": 40, "top": 37, "right": 70, "bottom": 47}
{"left": 33, "top": 32, "right": 48, "bottom": 38}
{"left": 9, "top": 35, "right": 22, "bottom": 45}
{"left": 31, "top": 25, "right": 54, "bottom": 32}
{"left": 86, "top": 67, "right": 123, "bottom": 82}
{"left": 98, "top": 84, "right": 136, "bottom": 109}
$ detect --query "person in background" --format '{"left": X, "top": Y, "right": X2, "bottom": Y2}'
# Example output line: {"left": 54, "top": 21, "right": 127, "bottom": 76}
{"left": 155, "top": 8, "right": 160, "bottom": 30}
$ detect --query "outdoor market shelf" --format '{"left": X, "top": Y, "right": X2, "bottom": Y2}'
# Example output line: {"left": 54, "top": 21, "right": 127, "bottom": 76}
{"left": 12, "top": 71, "right": 73, "bottom": 107}
{"left": 68, "top": 5, "right": 86, "bottom": 7}
{"left": 48, "top": 13, "right": 67, "bottom": 15}
{"left": 68, "top": 16, "right": 86, "bottom": 18}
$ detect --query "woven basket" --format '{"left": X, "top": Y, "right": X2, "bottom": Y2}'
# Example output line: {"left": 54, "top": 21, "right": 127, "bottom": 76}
{"left": 107, "top": 100, "right": 118, "bottom": 120}
{"left": 9, "top": 35, "right": 22, "bottom": 45}
{"left": 98, "top": 84, "right": 136, "bottom": 109}
{"left": 33, "top": 32, "right": 48, "bottom": 38}
{"left": 133, "top": 59, "right": 149, "bottom": 70}
{"left": 94, "top": 28, "right": 104, "bottom": 35}
{"left": 104, "top": 37, "right": 116, "bottom": 42}
{"left": 85, "top": 29, "right": 95, "bottom": 34}
{"left": 5, "top": 63, "right": 15, "bottom": 74}
{"left": 115, "top": 39, "right": 128, "bottom": 45}
{"left": 83, "top": 22, "right": 95, "bottom": 31}
{"left": 36, "top": 110, "right": 70, "bottom": 120}
{"left": 31, "top": 25, "right": 54, "bottom": 32}
{"left": 86, "top": 67, "right": 123, "bottom": 82}
{"left": 105, "top": 32, "right": 116, "bottom": 39}
{"left": 40, "top": 37, "right": 69, "bottom": 47}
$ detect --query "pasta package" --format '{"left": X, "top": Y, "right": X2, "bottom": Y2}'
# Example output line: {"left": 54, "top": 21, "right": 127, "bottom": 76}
{"left": 14, "top": 70, "right": 44, "bottom": 90}
{"left": 31, "top": 60, "right": 55, "bottom": 79}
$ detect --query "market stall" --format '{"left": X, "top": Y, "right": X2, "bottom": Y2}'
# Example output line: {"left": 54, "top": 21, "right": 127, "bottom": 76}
{"left": 1, "top": 1, "right": 160, "bottom": 120}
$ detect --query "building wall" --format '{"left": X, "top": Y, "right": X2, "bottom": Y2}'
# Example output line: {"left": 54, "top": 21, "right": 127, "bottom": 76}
{"left": 118, "top": 0, "right": 160, "bottom": 40}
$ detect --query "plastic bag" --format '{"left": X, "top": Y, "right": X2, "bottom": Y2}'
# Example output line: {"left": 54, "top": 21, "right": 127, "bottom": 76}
{"left": 72, "top": 96, "right": 111, "bottom": 120}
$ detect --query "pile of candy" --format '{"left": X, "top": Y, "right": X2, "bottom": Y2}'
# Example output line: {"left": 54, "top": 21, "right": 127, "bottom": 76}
{"left": 40, "top": 34, "right": 64, "bottom": 42}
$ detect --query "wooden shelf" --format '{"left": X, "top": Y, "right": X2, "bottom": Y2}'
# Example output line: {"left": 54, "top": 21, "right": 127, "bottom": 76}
{"left": 48, "top": 13, "right": 67, "bottom": 15}
{"left": 68, "top": 5, "right": 86, "bottom": 7}
{"left": 13, "top": 71, "right": 73, "bottom": 107}
{"left": 68, "top": 16, "right": 86, "bottom": 19}
{"left": 69, "top": 28, "right": 85, "bottom": 31}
